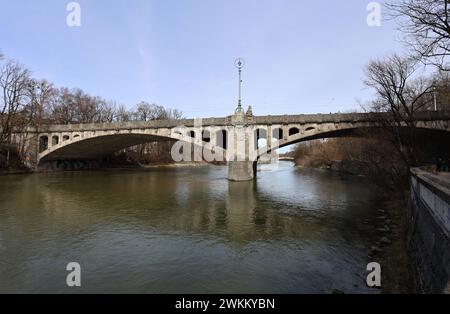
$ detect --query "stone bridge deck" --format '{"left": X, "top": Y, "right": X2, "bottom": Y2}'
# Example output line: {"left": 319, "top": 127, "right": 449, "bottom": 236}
{"left": 30, "top": 111, "right": 450, "bottom": 132}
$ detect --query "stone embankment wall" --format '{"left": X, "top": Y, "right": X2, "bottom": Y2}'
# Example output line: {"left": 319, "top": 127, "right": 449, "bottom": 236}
{"left": 409, "top": 168, "right": 450, "bottom": 293}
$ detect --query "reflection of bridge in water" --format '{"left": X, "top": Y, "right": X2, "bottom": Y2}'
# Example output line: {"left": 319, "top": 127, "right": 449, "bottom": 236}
{"left": 12, "top": 166, "right": 372, "bottom": 245}
{"left": 14, "top": 110, "right": 450, "bottom": 181}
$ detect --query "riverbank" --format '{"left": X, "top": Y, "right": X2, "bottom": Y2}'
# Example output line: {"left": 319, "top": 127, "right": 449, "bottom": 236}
{"left": 0, "top": 161, "right": 215, "bottom": 175}
{"left": 295, "top": 160, "right": 370, "bottom": 176}
{"left": 0, "top": 168, "right": 33, "bottom": 176}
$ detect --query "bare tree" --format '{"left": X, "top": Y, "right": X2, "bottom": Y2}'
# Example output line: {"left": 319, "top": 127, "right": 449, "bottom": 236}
{"left": 168, "top": 108, "right": 184, "bottom": 120}
{"left": 50, "top": 88, "right": 76, "bottom": 124}
{"left": 364, "top": 54, "right": 434, "bottom": 169}
{"left": 50, "top": 88, "right": 113, "bottom": 124}
{"left": 72, "top": 89, "right": 100, "bottom": 123}
{"left": 14, "top": 79, "right": 56, "bottom": 162}
{"left": 387, "top": 0, "right": 450, "bottom": 70}
{"left": 115, "top": 105, "right": 132, "bottom": 122}
{"left": 26, "top": 79, "right": 55, "bottom": 125}
{"left": 0, "top": 60, "right": 31, "bottom": 144}
{"left": 98, "top": 100, "right": 117, "bottom": 123}
{"left": 133, "top": 102, "right": 184, "bottom": 122}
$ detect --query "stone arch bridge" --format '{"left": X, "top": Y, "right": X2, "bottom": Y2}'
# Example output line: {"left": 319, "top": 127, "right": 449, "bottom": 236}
{"left": 15, "top": 111, "right": 450, "bottom": 181}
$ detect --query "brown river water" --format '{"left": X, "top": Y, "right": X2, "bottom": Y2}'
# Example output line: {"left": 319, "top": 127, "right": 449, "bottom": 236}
{"left": 0, "top": 161, "right": 383, "bottom": 293}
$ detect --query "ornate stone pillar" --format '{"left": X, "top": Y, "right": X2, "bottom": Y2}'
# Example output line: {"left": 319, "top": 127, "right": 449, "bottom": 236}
{"left": 227, "top": 110, "right": 255, "bottom": 181}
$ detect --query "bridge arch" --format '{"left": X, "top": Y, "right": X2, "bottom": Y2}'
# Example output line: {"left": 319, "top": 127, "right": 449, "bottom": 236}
{"left": 256, "top": 123, "right": 450, "bottom": 160}
{"left": 37, "top": 128, "right": 228, "bottom": 166}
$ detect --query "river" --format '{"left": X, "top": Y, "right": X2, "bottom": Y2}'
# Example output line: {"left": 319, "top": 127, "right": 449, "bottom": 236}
{"left": 0, "top": 161, "right": 383, "bottom": 293}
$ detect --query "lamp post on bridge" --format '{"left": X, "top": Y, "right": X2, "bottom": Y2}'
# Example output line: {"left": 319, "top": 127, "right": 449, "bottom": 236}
{"left": 232, "top": 58, "right": 246, "bottom": 126}
{"left": 235, "top": 58, "right": 245, "bottom": 113}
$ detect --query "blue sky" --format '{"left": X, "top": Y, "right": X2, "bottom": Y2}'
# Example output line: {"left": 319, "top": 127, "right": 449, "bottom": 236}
{"left": 0, "top": 0, "right": 404, "bottom": 118}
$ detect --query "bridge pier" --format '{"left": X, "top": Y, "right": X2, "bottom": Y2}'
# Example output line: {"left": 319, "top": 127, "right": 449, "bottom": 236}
{"left": 226, "top": 119, "right": 257, "bottom": 181}
{"left": 228, "top": 161, "right": 255, "bottom": 181}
